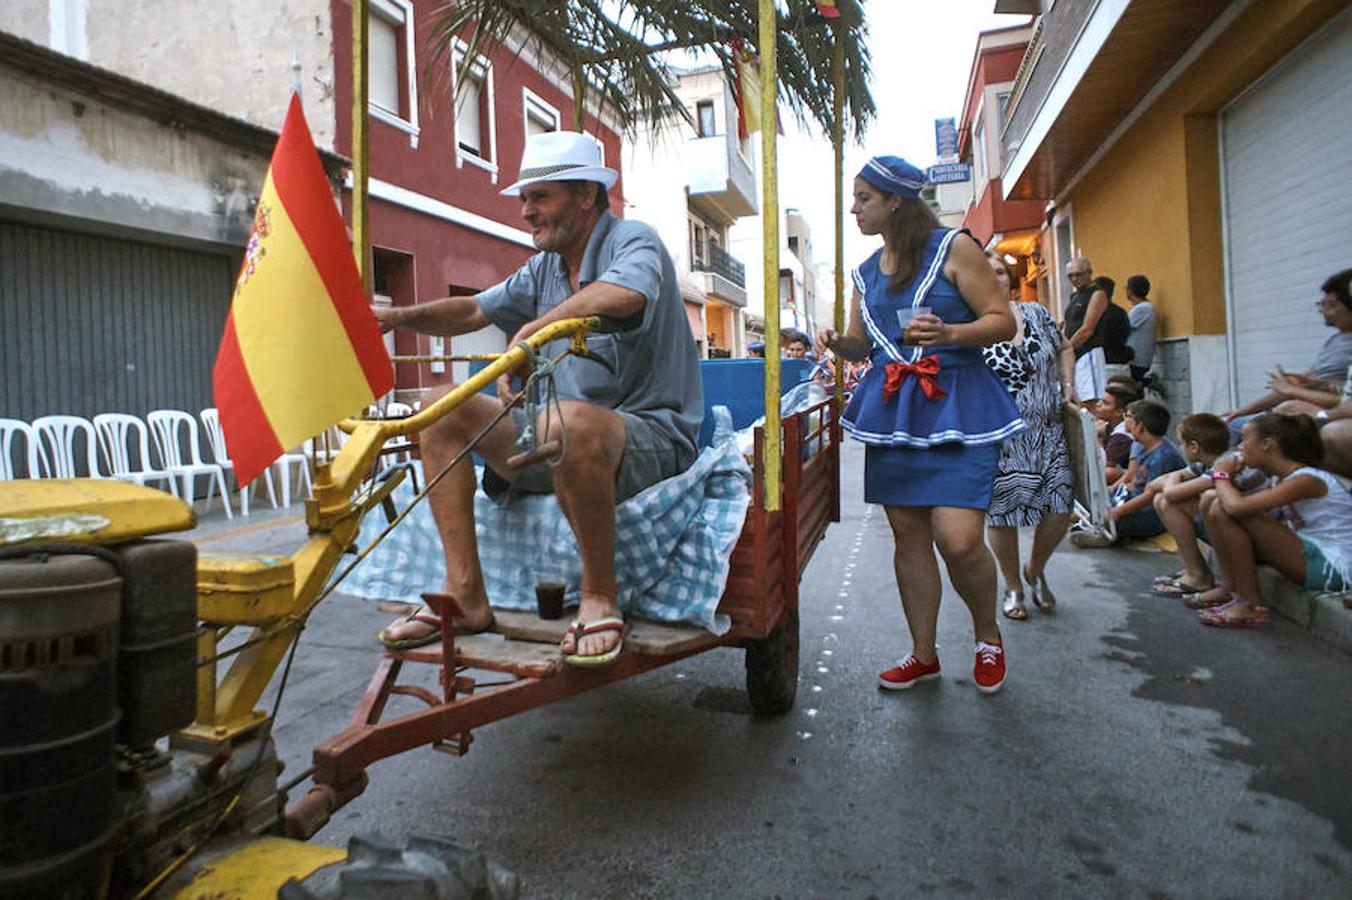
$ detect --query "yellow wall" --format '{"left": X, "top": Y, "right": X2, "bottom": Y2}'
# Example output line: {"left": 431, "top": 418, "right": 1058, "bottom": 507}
{"left": 1064, "top": 0, "right": 1347, "bottom": 339}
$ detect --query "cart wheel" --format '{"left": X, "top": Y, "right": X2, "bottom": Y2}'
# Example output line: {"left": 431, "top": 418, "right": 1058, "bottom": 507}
{"left": 744, "top": 606, "right": 799, "bottom": 715}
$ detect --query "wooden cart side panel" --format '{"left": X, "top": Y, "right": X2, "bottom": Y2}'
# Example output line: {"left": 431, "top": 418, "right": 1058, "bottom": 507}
{"left": 715, "top": 397, "right": 838, "bottom": 636}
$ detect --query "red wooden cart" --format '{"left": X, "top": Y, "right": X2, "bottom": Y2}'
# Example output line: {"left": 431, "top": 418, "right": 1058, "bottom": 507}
{"left": 284, "top": 394, "right": 840, "bottom": 838}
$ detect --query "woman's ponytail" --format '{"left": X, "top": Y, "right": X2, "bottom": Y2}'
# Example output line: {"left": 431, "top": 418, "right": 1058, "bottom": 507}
{"left": 1251, "top": 414, "right": 1325, "bottom": 467}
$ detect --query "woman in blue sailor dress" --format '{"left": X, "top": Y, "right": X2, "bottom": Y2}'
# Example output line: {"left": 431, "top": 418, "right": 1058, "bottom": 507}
{"left": 819, "top": 156, "right": 1025, "bottom": 695}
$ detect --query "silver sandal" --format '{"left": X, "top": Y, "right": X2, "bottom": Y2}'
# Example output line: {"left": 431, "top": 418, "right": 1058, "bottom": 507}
{"left": 1001, "top": 589, "right": 1027, "bottom": 620}
{"left": 1026, "top": 570, "right": 1057, "bottom": 613}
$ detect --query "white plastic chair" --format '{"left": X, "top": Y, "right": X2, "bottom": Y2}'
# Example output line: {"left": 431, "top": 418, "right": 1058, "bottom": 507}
{"left": 0, "top": 418, "right": 41, "bottom": 480}
{"left": 305, "top": 426, "right": 351, "bottom": 466}
{"left": 199, "top": 408, "right": 277, "bottom": 517}
{"left": 382, "top": 402, "right": 415, "bottom": 468}
{"left": 272, "top": 445, "right": 313, "bottom": 508}
{"left": 31, "top": 415, "right": 104, "bottom": 479}
{"left": 92, "top": 414, "right": 179, "bottom": 496}
{"left": 147, "top": 409, "right": 233, "bottom": 519}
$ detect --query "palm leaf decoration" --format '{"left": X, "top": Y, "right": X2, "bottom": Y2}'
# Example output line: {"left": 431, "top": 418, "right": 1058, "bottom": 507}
{"left": 423, "top": 0, "right": 875, "bottom": 142}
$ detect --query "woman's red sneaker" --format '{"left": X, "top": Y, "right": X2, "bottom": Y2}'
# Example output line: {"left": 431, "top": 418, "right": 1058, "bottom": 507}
{"left": 878, "top": 654, "right": 941, "bottom": 691}
{"left": 973, "top": 640, "right": 1006, "bottom": 694}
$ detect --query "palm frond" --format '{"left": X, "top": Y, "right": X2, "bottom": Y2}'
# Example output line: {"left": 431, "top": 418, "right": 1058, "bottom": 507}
{"left": 422, "top": 0, "right": 875, "bottom": 142}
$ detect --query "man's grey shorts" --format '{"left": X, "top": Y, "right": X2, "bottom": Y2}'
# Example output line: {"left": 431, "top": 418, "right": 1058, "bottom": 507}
{"left": 482, "top": 406, "right": 693, "bottom": 504}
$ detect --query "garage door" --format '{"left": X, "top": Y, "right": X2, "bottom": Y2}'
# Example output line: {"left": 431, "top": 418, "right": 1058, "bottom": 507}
{"left": 0, "top": 219, "right": 236, "bottom": 422}
{"left": 1222, "top": 8, "right": 1352, "bottom": 404}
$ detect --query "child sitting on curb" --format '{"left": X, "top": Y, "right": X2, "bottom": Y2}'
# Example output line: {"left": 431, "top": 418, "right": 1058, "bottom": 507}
{"left": 1150, "top": 413, "right": 1265, "bottom": 596}
{"left": 1186, "top": 415, "right": 1352, "bottom": 628}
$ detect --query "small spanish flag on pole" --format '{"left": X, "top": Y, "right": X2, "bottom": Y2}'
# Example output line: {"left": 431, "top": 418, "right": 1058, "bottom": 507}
{"left": 213, "top": 93, "right": 393, "bottom": 487}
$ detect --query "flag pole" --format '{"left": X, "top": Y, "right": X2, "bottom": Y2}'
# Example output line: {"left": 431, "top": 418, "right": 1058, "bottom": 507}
{"left": 351, "top": 0, "right": 371, "bottom": 296}
{"left": 832, "top": 21, "right": 845, "bottom": 412}
{"left": 759, "top": 0, "right": 781, "bottom": 512}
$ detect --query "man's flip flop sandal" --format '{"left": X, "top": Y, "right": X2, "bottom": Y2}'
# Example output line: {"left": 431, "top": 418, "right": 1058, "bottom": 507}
{"left": 1153, "top": 578, "right": 1211, "bottom": 597}
{"left": 562, "top": 616, "right": 626, "bottom": 668}
{"left": 377, "top": 604, "right": 442, "bottom": 650}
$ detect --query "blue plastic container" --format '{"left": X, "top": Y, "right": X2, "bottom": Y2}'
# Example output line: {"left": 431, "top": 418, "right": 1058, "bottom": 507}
{"left": 696, "top": 357, "right": 811, "bottom": 447}
{"left": 468, "top": 356, "right": 812, "bottom": 448}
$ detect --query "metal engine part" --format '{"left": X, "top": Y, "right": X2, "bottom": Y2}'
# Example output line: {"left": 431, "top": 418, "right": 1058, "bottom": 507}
{"left": 279, "top": 834, "right": 520, "bottom": 900}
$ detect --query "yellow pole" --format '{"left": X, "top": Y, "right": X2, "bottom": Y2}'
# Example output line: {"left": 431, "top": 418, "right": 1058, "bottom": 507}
{"left": 759, "top": 0, "right": 781, "bottom": 511}
{"left": 831, "top": 25, "right": 845, "bottom": 409}
{"left": 352, "top": 0, "right": 371, "bottom": 295}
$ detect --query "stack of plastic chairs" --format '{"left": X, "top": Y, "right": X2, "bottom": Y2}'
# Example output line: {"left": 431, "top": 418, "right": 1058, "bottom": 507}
{"left": 0, "top": 418, "right": 41, "bottom": 480}
{"left": 92, "top": 413, "right": 178, "bottom": 495}
{"left": 31, "top": 415, "right": 104, "bottom": 479}
{"left": 199, "top": 408, "right": 278, "bottom": 517}
{"left": 147, "top": 409, "right": 234, "bottom": 518}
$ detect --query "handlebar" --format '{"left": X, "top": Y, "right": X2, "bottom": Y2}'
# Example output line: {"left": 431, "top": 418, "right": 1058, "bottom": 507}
{"left": 339, "top": 316, "right": 601, "bottom": 439}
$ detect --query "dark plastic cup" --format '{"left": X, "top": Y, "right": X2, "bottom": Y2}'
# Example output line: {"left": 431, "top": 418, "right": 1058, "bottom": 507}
{"left": 535, "top": 582, "right": 565, "bottom": 620}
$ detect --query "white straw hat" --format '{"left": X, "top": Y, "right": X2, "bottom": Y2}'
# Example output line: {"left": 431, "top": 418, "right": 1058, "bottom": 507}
{"left": 500, "top": 131, "right": 619, "bottom": 197}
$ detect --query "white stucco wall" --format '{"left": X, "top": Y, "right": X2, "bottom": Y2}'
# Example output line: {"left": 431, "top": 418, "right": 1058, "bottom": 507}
{"left": 0, "top": 1, "right": 338, "bottom": 148}
{"left": 0, "top": 64, "right": 268, "bottom": 247}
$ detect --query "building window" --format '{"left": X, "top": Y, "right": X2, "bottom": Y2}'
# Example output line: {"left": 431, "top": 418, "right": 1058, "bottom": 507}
{"left": 996, "top": 91, "right": 1011, "bottom": 126}
{"left": 367, "top": 0, "right": 419, "bottom": 146}
{"left": 523, "top": 88, "right": 560, "bottom": 139}
{"left": 452, "top": 40, "right": 498, "bottom": 180}
{"left": 696, "top": 99, "right": 716, "bottom": 137}
{"left": 973, "top": 119, "right": 987, "bottom": 181}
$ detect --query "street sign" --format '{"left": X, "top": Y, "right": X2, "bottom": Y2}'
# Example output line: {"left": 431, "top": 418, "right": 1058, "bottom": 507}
{"left": 927, "top": 162, "right": 971, "bottom": 184}
{"left": 934, "top": 117, "right": 959, "bottom": 163}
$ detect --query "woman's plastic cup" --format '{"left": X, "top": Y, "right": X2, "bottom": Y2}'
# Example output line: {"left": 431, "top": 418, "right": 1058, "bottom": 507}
{"left": 535, "top": 582, "right": 565, "bottom": 620}
{"left": 897, "top": 306, "right": 933, "bottom": 345}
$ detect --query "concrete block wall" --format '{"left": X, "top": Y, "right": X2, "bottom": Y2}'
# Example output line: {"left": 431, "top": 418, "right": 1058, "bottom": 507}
{"left": 1154, "top": 337, "right": 1193, "bottom": 433}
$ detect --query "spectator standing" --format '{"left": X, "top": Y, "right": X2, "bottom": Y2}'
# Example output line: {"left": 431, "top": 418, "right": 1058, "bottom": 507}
{"left": 1062, "top": 257, "right": 1111, "bottom": 402}
{"left": 1125, "top": 274, "right": 1156, "bottom": 382}
{"left": 819, "top": 155, "right": 1022, "bottom": 695}
{"left": 981, "top": 253, "right": 1077, "bottom": 620}
{"left": 783, "top": 328, "right": 812, "bottom": 359}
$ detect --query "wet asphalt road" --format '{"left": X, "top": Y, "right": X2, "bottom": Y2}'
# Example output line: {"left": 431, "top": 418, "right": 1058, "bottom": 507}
{"left": 214, "top": 441, "right": 1352, "bottom": 897}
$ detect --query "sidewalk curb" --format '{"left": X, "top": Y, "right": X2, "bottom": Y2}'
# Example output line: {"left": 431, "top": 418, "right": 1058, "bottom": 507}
{"left": 1202, "top": 546, "right": 1352, "bottom": 656}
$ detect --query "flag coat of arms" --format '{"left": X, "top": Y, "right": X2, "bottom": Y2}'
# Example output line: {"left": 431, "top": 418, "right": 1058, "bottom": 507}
{"left": 213, "top": 93, "right": 393, "bottom": 487}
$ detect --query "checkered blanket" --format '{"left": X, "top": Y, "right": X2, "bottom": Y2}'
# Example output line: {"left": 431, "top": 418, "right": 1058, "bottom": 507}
{"left": 335, "top": 436, "right": 753, "bottom": 634}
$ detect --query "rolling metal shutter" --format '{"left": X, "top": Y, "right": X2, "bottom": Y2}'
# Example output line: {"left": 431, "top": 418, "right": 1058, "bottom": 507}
{"left": 0, "top": 219, "right": 236, "bottom": 421}
{"left": 1222, "top": 9, "right": 1352, "bottom": 404}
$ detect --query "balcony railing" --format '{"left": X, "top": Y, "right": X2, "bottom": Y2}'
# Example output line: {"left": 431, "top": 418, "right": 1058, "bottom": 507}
{"left": 692, "top": 244, "right": 746, "bottom": 288}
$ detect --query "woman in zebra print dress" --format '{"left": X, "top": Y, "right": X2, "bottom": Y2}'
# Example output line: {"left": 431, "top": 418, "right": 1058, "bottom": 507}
{"left": 982, "top": 254, "right": 1077, "bottom": 619}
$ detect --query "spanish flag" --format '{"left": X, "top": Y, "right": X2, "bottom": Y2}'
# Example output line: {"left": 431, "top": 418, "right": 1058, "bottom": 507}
{"left": 213, "top": 93, "right": 392, "bottom": 486}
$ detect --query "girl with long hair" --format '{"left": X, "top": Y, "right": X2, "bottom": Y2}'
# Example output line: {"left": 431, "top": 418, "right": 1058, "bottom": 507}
{"left": 1189, "top": 414, "right": 1352, "bottom": 627}
{"left": 818, "top": 156, "right": 1023, "bottom": 694}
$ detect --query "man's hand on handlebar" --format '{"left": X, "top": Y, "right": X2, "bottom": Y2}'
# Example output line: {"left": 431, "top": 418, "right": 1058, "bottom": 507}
{"left": 370, "top": 305, "right": 394, "bottom": 332}
{"left": 497, "top": 320, "right": 546, "bottom": 407}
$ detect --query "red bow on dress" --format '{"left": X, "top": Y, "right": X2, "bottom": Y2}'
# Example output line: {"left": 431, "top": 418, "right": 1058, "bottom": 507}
{"left": 883, "top": 356, "right": 947, "bottom": 402}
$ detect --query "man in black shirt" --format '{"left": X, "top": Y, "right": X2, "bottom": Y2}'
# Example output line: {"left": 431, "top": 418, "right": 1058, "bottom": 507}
{"left": 1062, "top": 257, "right": 1108, "bottom": 402}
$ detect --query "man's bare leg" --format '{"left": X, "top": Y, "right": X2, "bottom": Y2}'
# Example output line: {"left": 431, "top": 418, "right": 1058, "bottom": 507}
{"left": 547, "top": 402, "right": 628, "bottom": 659}
{"left": 380, "top": 387, "right": 522, "bottom": 643}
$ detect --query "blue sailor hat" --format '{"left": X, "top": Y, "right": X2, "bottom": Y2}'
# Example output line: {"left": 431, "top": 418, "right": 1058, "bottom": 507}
{"left": 857, "top": 156, "right": 926, "bottom": 199}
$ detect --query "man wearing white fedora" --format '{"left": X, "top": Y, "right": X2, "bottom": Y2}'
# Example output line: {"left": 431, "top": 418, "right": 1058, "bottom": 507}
{"left": 374, "top": 130, "right": 703, "bottom": 667}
